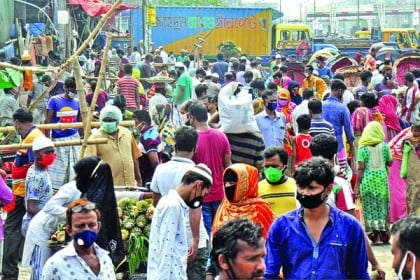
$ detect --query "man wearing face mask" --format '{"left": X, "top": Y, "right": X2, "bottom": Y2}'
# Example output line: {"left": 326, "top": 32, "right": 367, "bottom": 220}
{"left": 373, "top": 65, "right": 398, "bottom": 99}
{"left": 309, "top": 133, "right": 386, "bottom": 279}
{"left": 256, "top": 90, "right": 287, "bottom": 149}
{"left": 301, "top": 65, "right": 327, "bottom": 100}
{"left": 258, "top": 147, "right": 298, "bottom": 217}
{"left": 147, "top": 164, "right": 212, "bottom": 279}
{"left": 322, "top": 79, "right": 355, "bottom": 169}
{"left": 42, "top": 199, "right": 116, "bottom": 279}
{"left": 264, "top": 157, "right": 369, "bottom": 280}
{"left": 46, "top": 77, "right": 82, "bottom": 191}
{"left": 2, "top": 109, "right": 45, "bottom": 280}
{"left": 391, "top": 215, "right": 420, "bottom": 280}
{"left": 84, "top": 105, "right": 142, "bottom": 187}
{"left": 133, "top": 110, "right": 161, "bottom": 187}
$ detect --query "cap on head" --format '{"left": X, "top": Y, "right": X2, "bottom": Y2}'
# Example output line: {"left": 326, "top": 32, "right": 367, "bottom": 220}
{"left": 188, "top": 163, "right": 213, "bottom": 185}
{"left": 32, "top": 136, "right": 54, "bottom": 151}
{"left": 21, "top": 51, "right": 31, "bottom": 61}
{"left": 175, "top": 62, "right": 185, "bottom": 68}
{"left": 41, "top": 75, "right": 52, "bottom": 83}
{"left": 99, "top": 105, "right": 123, "bottom": 123}
{"left": 275, "top": 54, "right": 281, "bottom": 59}
{"left": 211, "top": 73, "right": 219, "bottom": 79}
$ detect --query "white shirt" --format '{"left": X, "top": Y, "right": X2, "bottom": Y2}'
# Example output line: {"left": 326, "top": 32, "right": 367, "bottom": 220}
{"left": 160, "top": 50, "right": 169, "bottom": 64}
{"left": 151, "top": 157, "right": 208, "bottom": 249}
{"left": 42, "top": 242, "right": 115, "bottom": 280}
{"left": 404, "top": 86, "right": 420, "bottom": 123}
{"left": 147, "top": 189, "right": 189, "bottom": 280}
{"left": 291, "top": 99, "right": 309, "bottom": 134}
{"left": 22, "top": 181, "right": 81, "bottom": 268}
{"left": 342, "top": 89, "right": 355, "bottom": 106}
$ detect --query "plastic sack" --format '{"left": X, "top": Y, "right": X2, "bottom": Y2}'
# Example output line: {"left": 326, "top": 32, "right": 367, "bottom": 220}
{"left": 218, "top": 82, "right": 259, "bottom": 133}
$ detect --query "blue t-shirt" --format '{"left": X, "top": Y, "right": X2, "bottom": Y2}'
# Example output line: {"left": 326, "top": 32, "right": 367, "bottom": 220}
{"left": 47, "top": 95, "right": 80, "bottom": 138}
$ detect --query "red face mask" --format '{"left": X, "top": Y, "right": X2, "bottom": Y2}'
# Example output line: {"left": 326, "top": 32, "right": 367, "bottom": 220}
{"left": 39, "top": 153, "right": 56, "bottom": 166}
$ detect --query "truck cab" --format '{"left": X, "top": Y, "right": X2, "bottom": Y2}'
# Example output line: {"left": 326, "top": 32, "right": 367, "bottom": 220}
{"left": 272, "top": 24, "right": 312, "bottom": 53}
{"left": 371, "top": 27, "right": 415, "bottom": 49}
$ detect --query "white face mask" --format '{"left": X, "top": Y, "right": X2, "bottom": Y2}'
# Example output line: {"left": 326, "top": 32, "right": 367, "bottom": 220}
{"left": 398, "top": 251, "right": 416, "bottom": 280}
{"left": 304, "top": 72, "right": 310, "bottom": 77}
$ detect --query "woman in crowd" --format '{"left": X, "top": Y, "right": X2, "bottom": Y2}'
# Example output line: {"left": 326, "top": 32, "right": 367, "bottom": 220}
{"left": 212, "top": 163, "right": 275, "bottom": 239}
{"left": 388, "top": 127, "right": 412, "bottom": 223}
{"left": 401, "top": 122, "right": 420, "bottom": 215}
{"left": 378, "top": 94, "right": 402, "bottom": 142}
{"left": 355, "top": 121, "right": 392, "bottom": 245}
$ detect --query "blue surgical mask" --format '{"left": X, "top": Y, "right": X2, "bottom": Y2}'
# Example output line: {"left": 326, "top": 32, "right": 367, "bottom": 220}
{"left": 73, "top": 230, "right": 98, "bottom": 248}
{"left": 101, "top": 121, "right": 118, "bottom": 134}
{"left": 267, "top": 102, "right": 277, "bottom": 111}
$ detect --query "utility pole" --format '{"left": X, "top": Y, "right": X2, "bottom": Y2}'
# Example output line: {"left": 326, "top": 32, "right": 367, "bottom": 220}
{"left": 57, "top": 0, "right": 67, "bottom": 58}
{"left": 357, "top": 0, "right": 360, "bottom": 30}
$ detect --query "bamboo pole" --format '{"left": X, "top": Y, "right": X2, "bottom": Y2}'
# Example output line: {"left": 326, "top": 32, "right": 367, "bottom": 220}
{"left": 80, "top": 32, "right": 113, "bottom": 157}
{"left": 0, "top": 62, "right": 58, "bottom": 73}
{"left": 28, "top": 0, "right": 123, "bottom": 112}
{"left": 0, "top": 138, "right": 108, "bottom": 151}
{"left": 73, "top": 58, "right": 89, "bottom": 130}
{"left": 0, "top": 121, "right": 135, "bottom": 133}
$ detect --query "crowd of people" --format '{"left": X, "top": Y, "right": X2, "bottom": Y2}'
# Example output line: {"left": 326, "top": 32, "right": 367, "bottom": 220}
{"left": 0, "top": 44, "right": 418, "bottom": 280}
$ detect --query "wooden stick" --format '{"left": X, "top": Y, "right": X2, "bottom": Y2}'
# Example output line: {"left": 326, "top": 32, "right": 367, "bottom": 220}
{"left": 0, "top": 62, "right": 58, "bottom": 73}
{"left": 0, "top": 138, "right": 108, "bottom": 151}
{"left": 80, "top": 32, "right": 113, "bottom": 158}
{"left": 28, "top": 0, "right": 123, "bottom": 112}
{"left": 0, "top": 121, "right": 135, "bottom": 133}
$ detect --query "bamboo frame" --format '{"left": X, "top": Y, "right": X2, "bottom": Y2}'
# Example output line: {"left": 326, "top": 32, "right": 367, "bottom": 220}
{"left": 79, "top": 32, "right": 113, "bottom": 157}
{"left": 0, "top": 138, "right": 108, "bottom": 151}
{"left": 0, "top": 62, "right": 58, "bottom": 73}
{"left": 28, "top": 0, "right": 123, "bottom": 112}
{"left": 0, "top": 121, "right": 135, "bottom": 134}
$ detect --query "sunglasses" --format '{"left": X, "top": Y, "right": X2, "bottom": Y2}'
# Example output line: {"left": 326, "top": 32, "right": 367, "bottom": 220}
{"left": 71, "top": 203, "right": 96, "bottom": 214}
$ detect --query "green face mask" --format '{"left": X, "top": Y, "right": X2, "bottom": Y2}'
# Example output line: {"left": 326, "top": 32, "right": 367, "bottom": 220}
{"left": 263, "top": 167, "right": 283, "bottom": 184}
{"left": 102, "top": 121, "right": 118, "bottom": 134}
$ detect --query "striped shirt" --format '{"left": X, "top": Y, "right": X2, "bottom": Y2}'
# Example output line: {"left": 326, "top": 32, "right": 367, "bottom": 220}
{"left": 116, "top": 76, "right": 140, "bottom": 108}
{"left": 226, "top": 132, "right": 265, "bottom": 168}
{"left": 309, "top": 117, "right": 335, "bottom": 137}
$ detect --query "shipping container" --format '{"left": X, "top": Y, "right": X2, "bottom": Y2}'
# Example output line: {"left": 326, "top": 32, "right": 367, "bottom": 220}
{"left": 132, "top": 6, "right": 275, "bottom": 58}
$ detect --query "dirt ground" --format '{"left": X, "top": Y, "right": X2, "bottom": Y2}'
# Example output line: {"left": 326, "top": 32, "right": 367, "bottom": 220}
{"left": 18, "top": 244, "right": 396, "bottom": 279}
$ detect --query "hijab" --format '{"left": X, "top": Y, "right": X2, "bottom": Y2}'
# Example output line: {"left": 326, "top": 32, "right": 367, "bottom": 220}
{"left": 212, "top": 164, "right": 275, "bottom": 239}
{"left": 359, "top": 121, "right": 385, "bottom": 148}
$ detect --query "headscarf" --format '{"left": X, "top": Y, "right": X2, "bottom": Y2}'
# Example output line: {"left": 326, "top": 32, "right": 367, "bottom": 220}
{"left": 73, "top": 156, "right": 125, "bottom": 265}
{"left": 276, "top": 88, "right": 295, "bottom": 122}
{"left": 389, "top": 127, "right": 412, "bottom": 160}
{"left": 212, "top": 164, "right": 275, "bottom": 239}
{"left": 100, "top": 105, "right": 123, "bottom": 123}
{"left": 378, "top": 95, "right": 402, "bottom": 132}
{"left": 288, "top": 81, "right": 302, "bottom": 105}
{"left": 358, "top": 121, "right": 385, "bottom": 148}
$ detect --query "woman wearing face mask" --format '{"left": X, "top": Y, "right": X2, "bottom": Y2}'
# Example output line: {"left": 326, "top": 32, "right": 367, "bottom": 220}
{"left": 276, "top": 89, "right": 295, "bottom": 123}
{"left": 355, "top": 121, "right": 393, "bottom": 245}
{"left": 212, "top": 163, "right": 275, "bottom": 239}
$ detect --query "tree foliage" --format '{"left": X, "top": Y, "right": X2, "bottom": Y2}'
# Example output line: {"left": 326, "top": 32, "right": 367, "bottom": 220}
{"left": 218, "top": 41, "right": 241, "bottom": 60}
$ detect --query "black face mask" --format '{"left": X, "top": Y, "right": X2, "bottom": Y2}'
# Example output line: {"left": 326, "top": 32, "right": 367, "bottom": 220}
{"left": 186, "top": 185, "right": 203, "bottom": 209}
{"left": 224, "top": 185, "right": 235, "bottom": 202}
{"left": 296, "top": 189, "right": 326, "bottom": 209}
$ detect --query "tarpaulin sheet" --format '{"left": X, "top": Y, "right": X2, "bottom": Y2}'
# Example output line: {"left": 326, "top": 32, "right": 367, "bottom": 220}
{"left": 67, "top": 0, "right": 137, "bottom": 17}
